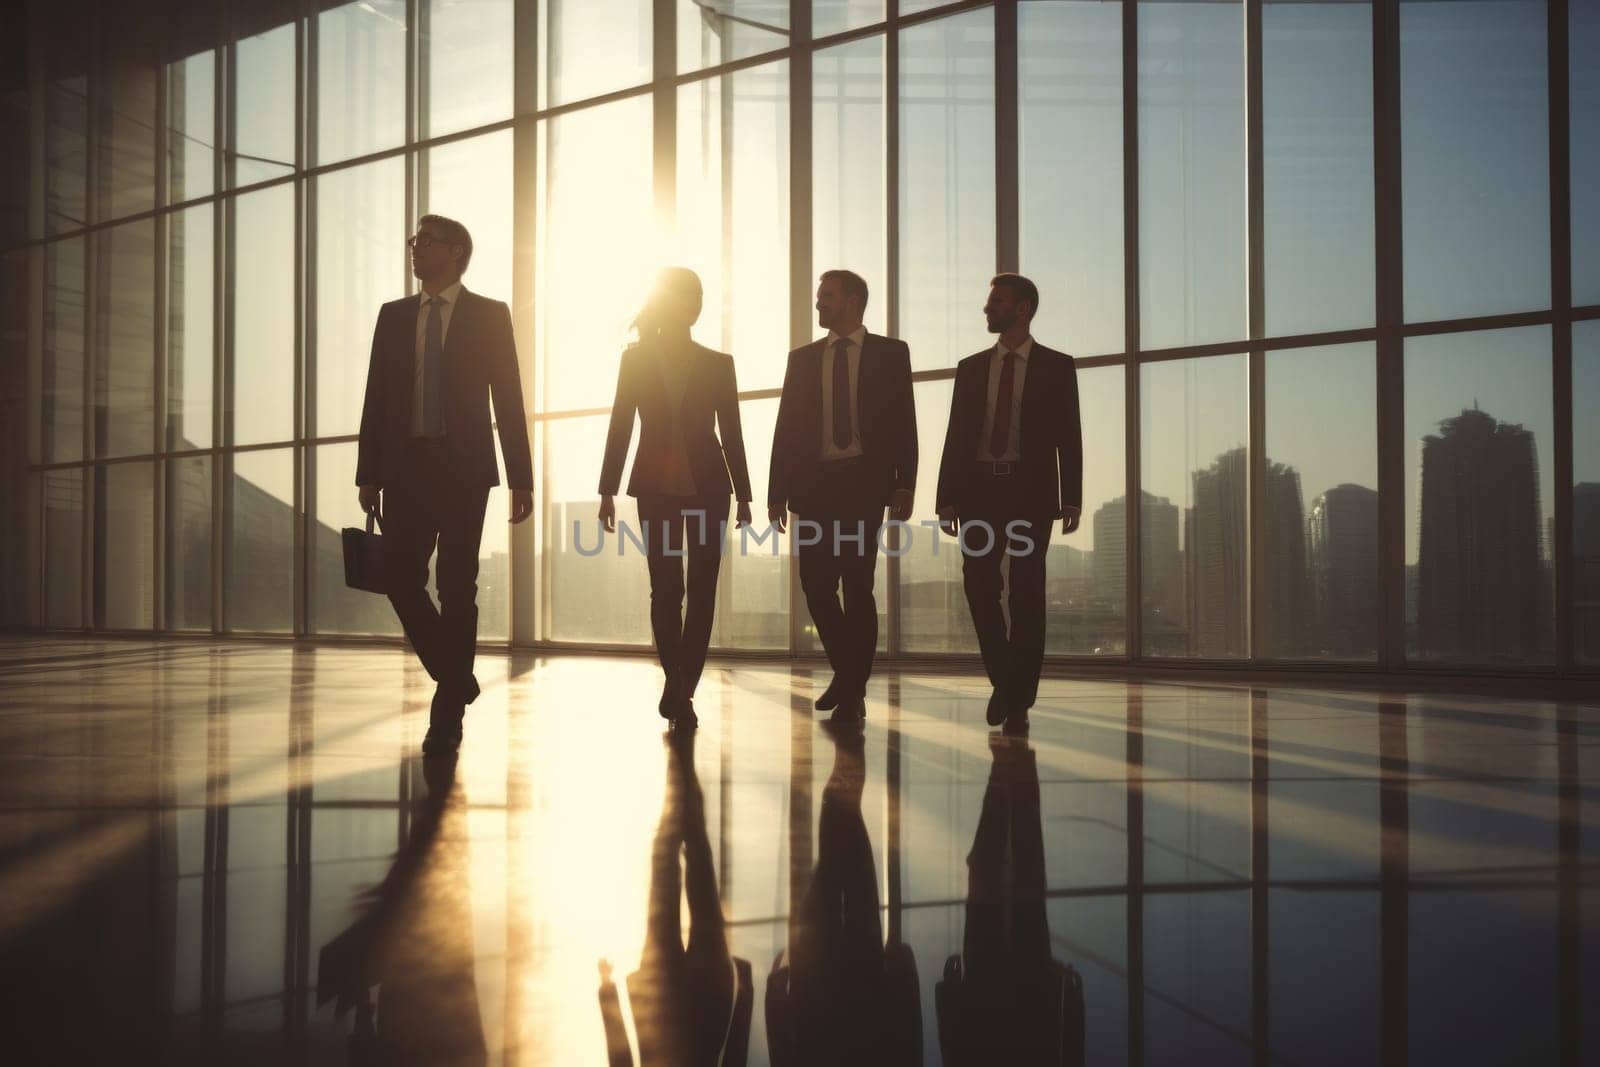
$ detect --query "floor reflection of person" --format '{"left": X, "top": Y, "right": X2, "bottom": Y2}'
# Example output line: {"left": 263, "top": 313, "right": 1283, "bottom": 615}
{"left": 599, "top": 732, "right": 753, "bottom": 1066}
{"left": 937, "top": 737, "right": 1084, "bottom": 1067}
{"left": 317, "top": 754, "right": 488, "bottom": 1067}
{"left": 766, "top": 729, "right": 921, "bottom": 1067}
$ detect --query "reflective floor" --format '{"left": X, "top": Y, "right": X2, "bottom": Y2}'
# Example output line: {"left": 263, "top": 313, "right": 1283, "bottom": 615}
{"left": 0, "top": 636, "right": 1596, "bottom": 1065}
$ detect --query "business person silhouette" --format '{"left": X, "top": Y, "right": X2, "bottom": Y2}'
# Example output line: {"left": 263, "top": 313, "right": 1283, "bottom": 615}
{"left": 936, "top": 275, "right": 1082, "bottom": 734}
{"left": 356, "top": 214, "right": 533, "bottom": 755}
{"left": 936, "top": 737, "right": 1085, "bottom": 1067}
{"left": 318, "top": 754, "right": 489, "bottom": 1067}
{"left": 769, "top": 271, "right": 917, "bottom": 725}
{"left": 599, "top": 268, "right": 754, "bottom": 729}
{"left": 598, "top": 732, "right": 754, "bottom": 1066}
{"left": 765, "top": 728, "right": 921, "bottom": 1067}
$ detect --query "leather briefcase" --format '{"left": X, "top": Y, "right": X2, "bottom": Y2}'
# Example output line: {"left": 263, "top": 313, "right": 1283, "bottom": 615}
{"left": 342, "top": 511, "right": 387, "bottom": 593}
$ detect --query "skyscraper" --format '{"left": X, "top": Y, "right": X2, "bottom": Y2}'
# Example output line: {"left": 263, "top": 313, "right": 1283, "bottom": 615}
{"left": 1416, "top": 407, "right": 1549, "bottom": 661}
{"left": 1309, "top": 483, "right": 1379, "bottom": 658}
{"left": 1094, "top": 491, "right": 1182, "bottom": 652}
{"left": 1260, "top": 459, "right": 1311, "bottom": 658}
{"left": 1575, "top": 482, "right": 1600, "bottom": 663}
{"left": 1185, "top": 448, "right": 1248, "bottom": 658}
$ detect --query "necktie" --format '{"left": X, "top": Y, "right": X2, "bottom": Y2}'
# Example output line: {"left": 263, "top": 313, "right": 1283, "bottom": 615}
{"left": 989, "top": 349, "right": 1016, "bottom": 458}
{"left": 421, "top": 295, "right": 447, "bottom": 436}
{"left": 831, "top": 337, "right": 853, "bottom": 450}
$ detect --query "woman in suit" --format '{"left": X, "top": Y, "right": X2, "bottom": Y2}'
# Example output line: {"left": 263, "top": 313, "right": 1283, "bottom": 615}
{"left": 599, "top": 268, "right": 753, "bottom": 728}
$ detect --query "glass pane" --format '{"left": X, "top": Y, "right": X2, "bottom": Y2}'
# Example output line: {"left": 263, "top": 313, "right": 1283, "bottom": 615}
{"left": 1405, "top": 326, "right": 1554, "bottom": 664}
{"left": 1056, "top": 365, "right": 1126, "bottom": 655}
{"left": 813, "top": 0, "right": 882, "bottom": 38}
{"left": 95, "top": 219, "right": 156, "bottom": 458}
{"left": 900, "top": 9, "right": 996, "bottom": 373}
{"left": 46, "top": 73, "right": 88, "bottom": 234}
{"left": 316, "top": 157, "right": 404, "bottom": 439}
{"left": 226, "top": 448, "right": 296, "bottom": 632}
{"left": 311, "top": 442, "right": 401, "bottom": 634}
{"left": 1574, "top": 0, "right": 1600, "bottom": 306}
{"left": 1264, "top": 343, "right": 1378, "bottom": 660}
{"left": 167, "top": 49, "right": 216, "bottom": 203}
{"left": 166, "top": 455, "right": 213, "bottom": 630}
{"left": 316, "top": 0, "right": 407, "bottom": 165}
{"left": 1401, "top": 0, "right": 1549, "bottom": 322}
{"left": 224, "top": 804, "right": 287, "bottom": 1005}
{"left": 1138, "top": 0, "right": 1246, "bottom": 350}
{"left": 168, "top": 206, "right": 214, "bottom": 450}
{"left": 98, "top": 48, "right": 158, "bottom": 220}
{"left": 231, "top": 185, "right": 295, "bottom": 446}
{"left": 97, "top": 461, "right": 155, "bottom": 629}
{"left": 1145, "top": 892, "right": 1252, "bottom": 1061}
{"left": 540, "top": 0, "right": 651, "bottom": 107}
{"left": 427, "top": 129, "right": 515, "bottom": 302}
{"left": 710, "top": 398, "right": 788, "bottom": 649}
{"left": 814, "top": 36, "right": 885, "bottom": 342}
{"left": 424, "top": 0, "right": 514, "bottom": 137}
{"left": 1263, "top": 0, "right": 1375, "bottom": 336}
{"left": 1019, "top": 1, "right": 1124, "bottom": 357}
{"left": 901, "top": 378, "right": 973, "bottom": 652}
{"left": 675, "top": 61, "right": 790, "bottom": 391}
{"left": 540, "top": 415, "right": 651, "bottom": 644}
{"left": 1570, "top": 321, "right": 1599, "bottom": 664}
{"left": 536, "top": 96, "right": 653, "bottom": 413}
{"left": 44, "top": 470, "right": 84, "bottom": 628}
{"left": 1141, "top": 353, "right": 1249, "bottom": 658}
{"left": 678, "top": 0, "right": 789, "bottom": 73}
{"left": 232, "top": 23, "right": 297, "bottom": 186}
{"left": 44, "top": 237, "right": 87, "bottom": 463}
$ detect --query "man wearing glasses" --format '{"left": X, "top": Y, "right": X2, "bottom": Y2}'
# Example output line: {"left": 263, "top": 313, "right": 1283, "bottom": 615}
{"left": 356, "top": 215, "right": 533, "bottom": 754}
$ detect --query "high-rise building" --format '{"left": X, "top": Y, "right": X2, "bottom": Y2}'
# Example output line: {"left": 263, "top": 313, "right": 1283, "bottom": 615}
{"left": 1094, "top": 491, "right": 1182, "bottom": 651}
{"left": 1575, "top": 482, "right": 1600, "bottom": 663}
{"left": 1417, "top": 407, "right": 1549, "bottom": 661}
{"left": 1308, "top": 483, "right": 1379, "bottom": 658}
{"left": 1260, "top": 460, "right": 1311, "bottom": 658}
{"left": 1185, "top": 448, "right": 1248, "bottom": 658}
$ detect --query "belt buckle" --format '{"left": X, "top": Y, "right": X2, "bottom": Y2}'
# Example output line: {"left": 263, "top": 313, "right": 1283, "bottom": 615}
{"left": 993, "top": 461, "right": 1014, "bottom": 476}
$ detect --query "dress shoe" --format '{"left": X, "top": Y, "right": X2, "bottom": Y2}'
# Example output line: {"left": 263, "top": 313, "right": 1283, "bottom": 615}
{"left": 670, "top": 699, "right": 698, "bottom": 732}
{"left": 658, "top": 675, "right": 682, "bottom": 719}
{"left": 1001, "top": 711, "right": 1030, "bottom": 737}
{"left": 422, "top": 720, "right": 463, "bottom": 755}
{"left": 814, "top": 677, "right": 842, "bottom": 711}
{"left": 986, "top": 686, "right": 1012, "bottom": 727}
{"left": 829, "top": 695, "right": 866, "bottom": 726}
{"left": 425, "top": 689, "right": 465, "bottom": 754}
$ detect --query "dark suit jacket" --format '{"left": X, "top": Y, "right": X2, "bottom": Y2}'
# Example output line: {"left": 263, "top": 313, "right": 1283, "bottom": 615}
{"left": 935, "top": 343, "right": 1082, "bottom": 518}
{"left": 354, "top": 288, "right": 533, "bottom": 491}
{"left": 598, "top": 340, "right": 753, "bottom": 500}
{"left": 768, "top": 334, "right": 918, "bottom": 516}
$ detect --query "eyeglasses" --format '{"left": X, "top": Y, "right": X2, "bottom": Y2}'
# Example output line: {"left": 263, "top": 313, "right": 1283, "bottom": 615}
{"left": 406, "top": 234, "right": 439, "bottom": 251}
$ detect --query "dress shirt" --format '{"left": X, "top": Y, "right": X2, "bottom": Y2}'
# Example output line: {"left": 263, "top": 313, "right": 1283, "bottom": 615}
{"left": 976, "top": 336, "right": 1032, "bottom": 463}
{"left": 412, "top": 280, "right": 463, "bottom": 437}
{"left": 819, "top": 324, "right": 867, "bottom": 460}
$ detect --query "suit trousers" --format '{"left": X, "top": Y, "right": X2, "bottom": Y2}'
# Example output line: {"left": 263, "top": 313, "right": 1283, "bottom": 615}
{"left": 958, "top": 469, "right": 1054, "bottom": 710}
{"left": 797, "top": 459, "right": 885, "bottom": 700}
{"left": 636, "top": 494, "right": 731, "bottom": 697}
{"left": 383, "top": 438, "right": 490, "bottom": 707}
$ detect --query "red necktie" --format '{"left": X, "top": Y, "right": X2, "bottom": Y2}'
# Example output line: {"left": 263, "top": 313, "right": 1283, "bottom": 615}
{"left": 989, "top": 350, "right": 1016, "bottom": 458}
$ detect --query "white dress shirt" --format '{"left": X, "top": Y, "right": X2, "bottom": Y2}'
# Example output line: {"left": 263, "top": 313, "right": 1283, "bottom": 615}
{"left": 412, "top": 280, "right": 463, "bottom": 437}
{"left": 819, "top": 324, "right": 867, "bottom": 460}
{"left": 976, "top": 336, "right": 1032, "bottom": 463}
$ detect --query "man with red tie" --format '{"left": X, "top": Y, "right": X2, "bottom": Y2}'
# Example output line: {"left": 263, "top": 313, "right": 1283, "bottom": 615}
{"left": 935, "top": 275, "right": 1082, "bottom": 735}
